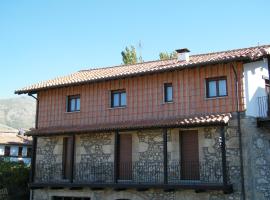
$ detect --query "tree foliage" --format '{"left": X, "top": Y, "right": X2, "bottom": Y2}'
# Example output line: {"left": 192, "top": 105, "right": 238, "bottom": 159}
{"left": 0, "top": 161, "right": 30, "bottom": 200}
{"left": 159, "top": 51, "right": 177, "bottom": 60}
{"left": 121, "top": 46, "right": 138, "bottom": 65}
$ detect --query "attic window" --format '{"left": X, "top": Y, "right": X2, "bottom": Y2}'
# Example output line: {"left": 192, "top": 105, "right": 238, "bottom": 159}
{"left": 67, "top": 95, "right": 80, "bottom": 112}
{"left": 164, "top": 83, "right": 173, "bottom": 102}
{"left": 206, "top": 77, "right": 227, "bottom": 98}
{"left": 111, "top": 90, "right": 126, "bottom": 108}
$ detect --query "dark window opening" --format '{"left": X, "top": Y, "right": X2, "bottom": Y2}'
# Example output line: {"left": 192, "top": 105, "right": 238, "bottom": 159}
{"left": 111, "top": 90, "right": 126, "bottom": 108}
{"left": 27, "top": 147, "right": 32, "bottom": 157}
{"left": 164, "top": 83, "right": 173, "bottom": 102}
{"left": 206, "top": 77, "right": 227, "bottom": 98}
{"left": 18, "top": 147, "right": 23, "bottom": 157}
{"left": 67, "top": 95, "right": 80, "bottom": 112}
{"left": 4, "top": 146, "right": 10, "bottom": 156}
{"left": 62, "top": 137, "right": 73, "bottom": 180}
{"left": 52, "top": 197, "right": 90, "bottom": 200}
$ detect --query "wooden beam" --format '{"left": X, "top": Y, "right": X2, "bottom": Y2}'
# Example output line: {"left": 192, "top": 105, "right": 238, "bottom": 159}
{"left": 163, "top": 128, "right": 168, "bottom": 184}
{"left": 29, "top": 182, "right": 233, "bottom": 193}
{"left": 114, "top": 131, "right": 119, "bottom": 183}
{"left": 70, "top": 134, "right": 76, "bottom": 183}
{"left": 30, "top": 136, "right": 37, "bottom": 183}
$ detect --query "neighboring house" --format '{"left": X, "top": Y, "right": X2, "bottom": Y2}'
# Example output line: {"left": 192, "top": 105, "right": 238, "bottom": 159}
{"left": 0, "top": 126, "right": 32, "bottom": 165}
{"left": 16, "top": 45, "right": 270, "bottom": 200}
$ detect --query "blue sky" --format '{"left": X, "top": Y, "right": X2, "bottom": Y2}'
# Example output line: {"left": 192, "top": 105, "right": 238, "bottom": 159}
{"left": 0, "top": 0, "right": 270, "bottom": 98}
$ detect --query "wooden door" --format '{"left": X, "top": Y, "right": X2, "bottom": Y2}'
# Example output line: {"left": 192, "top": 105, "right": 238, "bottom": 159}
{"left": 180, "top": 130, "right": 199, "bottom": 180}
{"left": 118, "top": 134, "right": 132, "bottom": 180}
{"left": 62, "top": 137, "right": 73, "bottom": 180}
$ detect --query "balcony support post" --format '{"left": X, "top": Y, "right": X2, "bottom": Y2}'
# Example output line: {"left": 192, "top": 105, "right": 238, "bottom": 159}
{"left": 268, "top": 55, "right": 270, "bottom": 117}
{"left": 114, "top": 131, "right": 119, "bottom": 183}
{"left": 30, "top": 136, "right": 37, "bottom": 183}
{"left": 267, "top": 94, "right": 270, "bottom": 117}
{"left": 70, "top": 134, "right": 75, "bottom": 183}
{"left": 220, "top": 126, "right": 228, "bottom": 187}
{"left": 163, "top": 128, "right": 168, "bottom": 184}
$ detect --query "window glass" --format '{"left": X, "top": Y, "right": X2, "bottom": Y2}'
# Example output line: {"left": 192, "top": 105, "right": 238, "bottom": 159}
{"left": 120, "top": 92, "right": 126, "bottom": 106}
{"left": 70, "top": 99, "right": 76, "bottom": 111}
{"left": 164, "top": 83, "right": 173, "bottom": 102}
{"left": 219, "top": 80, "right": 227, "bottom": 96}
{"left": 167, "top": 85, "right": 173, "bottom": 102}
{"left": 111, "top": 90, "right": 126, "bottom": 107}
{"left": 113, "top": 93, "right": 120, "bottom": 107}
{"left": 10, "top": 146, "right": 18, "bottom": 156}
{"left": 67, "top": 95, "right": 80, "bottom": 112}
{"left": 208, "top": 81, "right": 217, "bottom": 97}
{"left": 76, "top": 98, "right": 80, "bottom": 111}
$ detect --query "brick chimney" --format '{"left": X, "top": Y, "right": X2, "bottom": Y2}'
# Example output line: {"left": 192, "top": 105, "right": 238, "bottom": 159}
{"left": 176, "top": 48, "right": 190, "bottom": 62}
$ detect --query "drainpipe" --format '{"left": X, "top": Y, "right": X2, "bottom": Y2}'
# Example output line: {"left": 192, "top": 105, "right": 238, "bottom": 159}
{"left": 28, "top": 93, "right": 39, "bottom": 200}
{"left": 232, "top": 63, "right": 246, "bottom": 200}
{"left": 267, "top": 56, "right": 270, "bottom": 117}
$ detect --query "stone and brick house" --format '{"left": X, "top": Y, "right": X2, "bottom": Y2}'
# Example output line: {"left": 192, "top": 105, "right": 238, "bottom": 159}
{"left": 16, "top": 45, "right": 270, "bottom": 200}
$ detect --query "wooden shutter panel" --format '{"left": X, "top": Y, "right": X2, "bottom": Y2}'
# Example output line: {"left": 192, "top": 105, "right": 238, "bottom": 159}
{"left": 180, "top": 130, "right": 199, "bottom": 180}
{"left": 63, "top": 137, "right": 73, "bottom": 180}
{"left": 118, "top": 134, "right": 132, "bottom": 180}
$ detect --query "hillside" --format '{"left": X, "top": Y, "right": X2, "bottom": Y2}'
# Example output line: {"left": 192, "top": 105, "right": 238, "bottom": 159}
{"left": 0, "top": 96, "right": 36, "bottom": 129}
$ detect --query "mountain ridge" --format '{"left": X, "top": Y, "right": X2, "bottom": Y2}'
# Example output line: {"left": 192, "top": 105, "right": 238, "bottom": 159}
{"left": 0, "top": 96, "right": 36, "bottom": 130}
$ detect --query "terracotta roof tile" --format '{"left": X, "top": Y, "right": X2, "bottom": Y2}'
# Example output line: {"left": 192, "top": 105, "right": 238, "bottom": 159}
{"left": 0, "top": 132, "right": 32, "bottom": 145}
{"left": 26, "top": 113, "right": 231, "bottom": 136}
{"left": 15, "top": 45, "right": 270, "bottom": 94}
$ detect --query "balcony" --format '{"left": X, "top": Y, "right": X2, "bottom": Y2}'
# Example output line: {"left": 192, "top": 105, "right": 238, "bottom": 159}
{"left": 258, "top": 95, "right": 270, "bottom": 118}
{"left": 33, "top": 161, "right": 232, "bottom": 193}
{"left": 257, "top": 95, "right": 270, "bottom": 127}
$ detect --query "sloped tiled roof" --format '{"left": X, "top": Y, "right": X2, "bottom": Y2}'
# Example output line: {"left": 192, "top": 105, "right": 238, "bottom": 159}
{"left": 15, "top": 45, "right": 270, "bottom": 94}
{"left": 0, "top": 132, "right": 32, "bottom": 145}
{"left": 26, "top": 113, "right": 231, "bottom": 136}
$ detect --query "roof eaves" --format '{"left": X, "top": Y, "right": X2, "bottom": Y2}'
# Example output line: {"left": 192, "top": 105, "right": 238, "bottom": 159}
{"left": 15, "top": 56, "right": 253, "bottom": 95}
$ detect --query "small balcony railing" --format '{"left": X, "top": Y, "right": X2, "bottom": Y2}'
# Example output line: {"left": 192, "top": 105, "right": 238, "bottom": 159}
{"left": 35, "top": 161, "right": 224, "bottom": 185}
{"left": 258, "top": 95, "right": 270, "bottom": 118}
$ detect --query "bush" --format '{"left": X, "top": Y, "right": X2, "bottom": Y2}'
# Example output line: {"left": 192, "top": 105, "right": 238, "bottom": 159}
{"left": 0, "top": 161, "right": 30, "bottom": 200}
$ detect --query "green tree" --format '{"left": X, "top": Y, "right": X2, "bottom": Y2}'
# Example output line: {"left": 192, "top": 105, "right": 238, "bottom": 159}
{"left": 0, "top": 161, "right": 30, "bottom": 199}
{"left": 121, "top": 46, "right": 138, "bottom": 65}
{"left": 159, "top": 51, "right": 177, "bottom": 60}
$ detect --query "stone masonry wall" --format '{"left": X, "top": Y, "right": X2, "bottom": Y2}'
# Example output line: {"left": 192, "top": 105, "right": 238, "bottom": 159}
{"left": 240, "top": 116, "right": 270, "bottom": 200}
{"left": 35, "top": 136, "right": 63, "bottom": 182}
{"left": 75, "top": 132, "right": 114, "bottom": 183}
{"left": 33, "top": 115, "right": 270, "bottom": 200}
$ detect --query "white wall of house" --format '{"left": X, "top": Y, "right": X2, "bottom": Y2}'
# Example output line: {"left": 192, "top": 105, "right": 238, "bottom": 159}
{"left": 0, "top": 145, "right": 4, "bottom": 155}
{"left": 243, "top": 58, "right": 269, "bottom": 117}
{"left": 0, "top": 144, "right": 31, "bottom": 165}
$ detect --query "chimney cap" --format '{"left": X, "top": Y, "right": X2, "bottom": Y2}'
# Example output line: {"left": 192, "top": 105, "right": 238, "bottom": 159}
{"left": 175, "top": 48, "right": 190, "bottom": 53}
